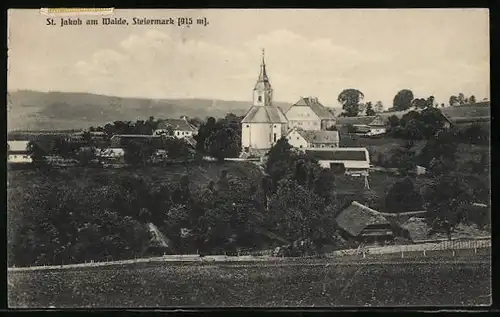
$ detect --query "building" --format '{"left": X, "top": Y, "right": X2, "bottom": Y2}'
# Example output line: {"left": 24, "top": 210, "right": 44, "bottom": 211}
{"left": 154, "top": 117, "right": 198, "bottom": 138}
{"left": 285, "top": 96, "right": 336, "bottom": 131}
{"left": 335, "top": 115, "right": 387, "bottom": 135}
{"left": 302, "top": 147, "right": 370, "bottom": 176}
{"left": 241, "top": 50, "right": 288, "bottom": 156}
{"left": 335, "top": 201, "right": 395, "bottom": 244}
{"left": 286, "top": 127, "right": 339, "bottom": 149}
{"left": 7, "top": 140, "right": 32, "bottom": 163}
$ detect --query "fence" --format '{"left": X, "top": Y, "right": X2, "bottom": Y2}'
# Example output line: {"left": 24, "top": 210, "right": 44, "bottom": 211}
{"left": 329, "top": 237, "right": 491, "bottom": 259}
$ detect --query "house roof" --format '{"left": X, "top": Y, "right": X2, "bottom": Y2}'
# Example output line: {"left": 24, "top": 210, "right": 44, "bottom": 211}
{"left": 288, "top": 97, "right": 335, "bottom": 120}
{"left": 336, "top": 116, "right": 380, "bottom": 126}
{"left": 241, "top": 106, "right": 288, "bottom": 123}
{"left": 157, "top": 119, "right": 198, "bottom": 132}
{"left": 335, "top": 201, "right": 391, "bottom": 237}
{"left": 304, "top": 148, "right": 370, "bottom": 169}
{"left": 295, "top": 129, "right": 339, "bottom": 144}
{"left": 8, "top": 140, "right": 29, "bottom": 152}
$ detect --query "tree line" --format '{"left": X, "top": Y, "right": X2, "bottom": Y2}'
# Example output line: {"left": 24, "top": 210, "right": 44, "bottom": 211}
{"left": 337, "top": 88, "right": 486, "bottom": 117}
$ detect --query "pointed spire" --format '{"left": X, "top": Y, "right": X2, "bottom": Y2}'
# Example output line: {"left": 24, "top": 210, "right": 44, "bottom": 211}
{"left": 258, "top": 48, "right": 269, "bottom": 82}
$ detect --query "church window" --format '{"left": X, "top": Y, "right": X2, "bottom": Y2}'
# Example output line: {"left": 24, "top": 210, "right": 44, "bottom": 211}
{"left": 296, "top": 137, "right": 299, "bottom": 140}
{"left": 273, "top": 133, "right": 277, "bottom": 142}
{"left": 246, "top": 125, "right": 249, "bottom": 128}
{"left": 258, "top": 96, "right": 262, "bottom": 102}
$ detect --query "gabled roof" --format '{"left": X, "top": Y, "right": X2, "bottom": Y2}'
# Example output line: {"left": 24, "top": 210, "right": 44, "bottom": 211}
{"left": 378, "top": 109, "right": 421, "bottom": 120}
{"left": 294, "top": 129, "right": 339, "bottom": 144}
{"left": 336, "top": 201, "right": 391, "bottom": 237}
{"left": 241, "top": 106, "right": 288, "bottom": 123}
{"left": 288, "top": 97, "right": 335, "bottom": 120}
{"left": 157, "top": 119, "right": 198, "bottom": 132}
{"left": 336, "top": 116, "right": 380, "bottom": 126}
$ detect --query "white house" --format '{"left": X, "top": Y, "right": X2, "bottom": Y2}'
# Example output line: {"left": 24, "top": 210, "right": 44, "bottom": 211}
{"left": 241, "top": 50, "right": 288, "bottom": 156}
{"left": 285, "top": 96, "right": 336, "bottom": 131}
{"left": 286, "top": 127, "right": 340, "bottom": 149}
{"left": 302, "top": 147, "right": 370, "bottom": 176}
{"left": 154, "top": 117, "right": 198, "bottom": 138}
{"left": 7, "top": 140, "right": 32, "bottom": 163}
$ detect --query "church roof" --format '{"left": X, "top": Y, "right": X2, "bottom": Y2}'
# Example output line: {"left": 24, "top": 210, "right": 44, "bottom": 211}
{"left": 241, "top": 106, "right": 288, "bottom": 123}
{"left": 289, "top": 97, "right": 335, "bottom": 120}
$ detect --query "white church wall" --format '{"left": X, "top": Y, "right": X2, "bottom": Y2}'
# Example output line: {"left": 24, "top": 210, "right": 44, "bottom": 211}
{"left": 242, "top": 123, "right": 273, "bottom": 150}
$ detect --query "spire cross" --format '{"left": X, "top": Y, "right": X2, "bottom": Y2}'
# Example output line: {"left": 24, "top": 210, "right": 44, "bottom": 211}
{"left": 261, "top": 48, "right": 265, "bottom": 64}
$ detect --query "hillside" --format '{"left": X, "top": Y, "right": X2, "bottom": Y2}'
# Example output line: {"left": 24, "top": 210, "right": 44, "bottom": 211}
{"left": 7, "top": 90, "right": 294, "bottom": 131}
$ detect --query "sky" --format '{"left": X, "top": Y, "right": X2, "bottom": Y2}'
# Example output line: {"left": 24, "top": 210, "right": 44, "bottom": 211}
{"left": 8, "top": 9, "right": 490, "bottom": 108}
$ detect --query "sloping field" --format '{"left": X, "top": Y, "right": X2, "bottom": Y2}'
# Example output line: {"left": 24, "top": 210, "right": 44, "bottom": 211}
{"left": 8, "top": 258, "right": 490, "bottom": 307}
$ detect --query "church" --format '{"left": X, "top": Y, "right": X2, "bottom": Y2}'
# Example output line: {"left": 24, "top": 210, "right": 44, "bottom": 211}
{"left": 241, "top": 50, "right": 338, "bottom": 156}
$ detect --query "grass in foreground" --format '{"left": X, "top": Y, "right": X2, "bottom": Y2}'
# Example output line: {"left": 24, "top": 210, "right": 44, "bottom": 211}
{"left": 8, "top": 259, "right": 491, "bottom": 308}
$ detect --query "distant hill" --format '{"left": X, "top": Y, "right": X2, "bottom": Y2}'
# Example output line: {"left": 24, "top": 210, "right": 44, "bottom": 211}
{"left": 7, "top": 90, "right": 295, "bottom": 131}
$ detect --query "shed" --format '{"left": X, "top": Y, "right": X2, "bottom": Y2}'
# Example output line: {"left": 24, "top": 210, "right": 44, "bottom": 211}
{"left": 335, "top": 201, "right": 395, "bottom": 244}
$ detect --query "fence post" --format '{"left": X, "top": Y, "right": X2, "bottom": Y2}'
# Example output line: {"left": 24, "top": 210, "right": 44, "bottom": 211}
{"left": 423, "top": 250, "right": 426, "bottom": 257}
{"left": 452, "top": 250, "right": 455, "bottom": 257}
{"left": 401, "top": 250, "right": 404, "bottom": 259}
{"left": 363, "top": 252, "right": 366, "bottom": 259}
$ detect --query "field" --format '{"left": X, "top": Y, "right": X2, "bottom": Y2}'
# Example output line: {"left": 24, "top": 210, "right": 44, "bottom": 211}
{"left": 8, "top": 257, "right": 491, "bottom": 307}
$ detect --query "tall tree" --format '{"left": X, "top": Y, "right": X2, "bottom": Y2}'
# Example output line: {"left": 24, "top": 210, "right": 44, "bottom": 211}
{"left": 385, "top": 177, "right": 424, "bottom": 213}
{"left": 374, "top": 101, "right": 384, "bottom": 113}
{"left": 393, "top": 89, "right": 414, "bottom": 111}
{"left": 449, "top": 95, "right": 459, "bottom": 106}
{"left": 365, "top": 102, "right": 376, "bottom": 116}
{"left": 458, "top": 93, "right": 466, "bottom": 105}
{"left": 337, "top": 89, "right": 364, "bottom": 117}
{"left": 469, "top": 95, "right": 476, "bottom": 104}
{"left": 424, "top": 173, "right": 473, "bottom": 240}
{"left": 411, "top": 98, "right": 427, "bottom": 110}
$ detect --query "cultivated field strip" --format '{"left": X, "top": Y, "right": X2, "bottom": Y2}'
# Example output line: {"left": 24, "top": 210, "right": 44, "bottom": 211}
{"left": 8, "top": 260, "right": 491, "bottom": 307}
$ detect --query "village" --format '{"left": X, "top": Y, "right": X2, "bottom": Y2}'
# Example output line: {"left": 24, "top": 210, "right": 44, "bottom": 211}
{"left": 7, "top": 50, "right": 491, "bottom": 261}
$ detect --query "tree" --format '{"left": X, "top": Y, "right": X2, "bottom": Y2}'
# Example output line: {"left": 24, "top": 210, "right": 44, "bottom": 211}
{"left": 385, "top": 177, "right": 424, "bottom": 213}
{"left": 338, "top": 89, "right": 364, "bottom": 117}
{"left": 411, "top": 98, "right": 427, "bottom": 110}
{"left": 458, "top": 93, "right": 466, "bottom": 105}
{"left": 426, "top": 96, "right": 435, "bottom": 108}
{"left": 469, "top": 95, "right": 476, "bottom": 104}
{"left": 386, "top": 115, "right": 400, "bottom": 129}
{"left": 365, "top": 102, "right": 376, "bottom": 116}
{"left": 265, "top": 137, "right": 294, "bottom": 192}
{"left": 393, "top": 89, "right": 414, "bottom": 111}
{"left": 374, "top": 101, "right": 384, "bottom": 113}
{"left": 449, "top": 95, "right": 459, "bottom": 106}
{"left": 124, "top": 139, "right": 156, "bottom": 166}
{"left": 424, "top": 173, "right": 473, "bottom": 239}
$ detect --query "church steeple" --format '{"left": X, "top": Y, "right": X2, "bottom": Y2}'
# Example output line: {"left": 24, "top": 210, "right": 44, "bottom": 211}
{"left": 253, "top": 49, "right": 273, "bottom": 106}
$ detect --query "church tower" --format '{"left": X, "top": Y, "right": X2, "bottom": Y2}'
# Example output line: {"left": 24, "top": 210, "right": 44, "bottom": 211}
{"left": 253, "top": 49, "right": 273, "bottom": 107}
{"left": 241, "top": 49, "right": 289, "bottom": 156}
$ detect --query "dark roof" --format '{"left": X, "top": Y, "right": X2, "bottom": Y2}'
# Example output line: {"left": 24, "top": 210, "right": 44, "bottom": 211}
{"left": 289, "top": 97, "right": 335, "bottom": 120}
{"left": 336, "top": 201, "right": 391, "bottom": 237}
{"left": 157, "top": 119, "right": 197, "bottom": 132}
{"left": 296, "top": 129, "right": 339, "bottom": 144}
{"left": 336, "top": 116, "right": 379, "bottom": 126}
{"left": 241, "top": 106, "right": 288, "bottom": 123}
{"left": 305, "top": 148, "right": 368, "bottom": 161}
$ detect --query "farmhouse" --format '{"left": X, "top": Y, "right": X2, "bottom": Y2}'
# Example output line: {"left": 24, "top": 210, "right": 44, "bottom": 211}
{"left": 335, "top": 115, "right": 386, "bottom": 135}
{"left": 335, "top": 201, "right": 395, "bottom": 244}
{"left": 285, "top": 96, "right": 336, "bottom": 131}
{"left": 7, "top": 140, "right": 32, "bottom": 163}
{"left": 303, "top": 147, "right": 370, "bottom": 176}
{"left": 286, "top": 127, "right": 340, "bottom": 149}
{"left": 154, "top": 117, "right": 198, "bottom": 138}
{"left": 241, "top": 50, "right": 288, "bottom": 156}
